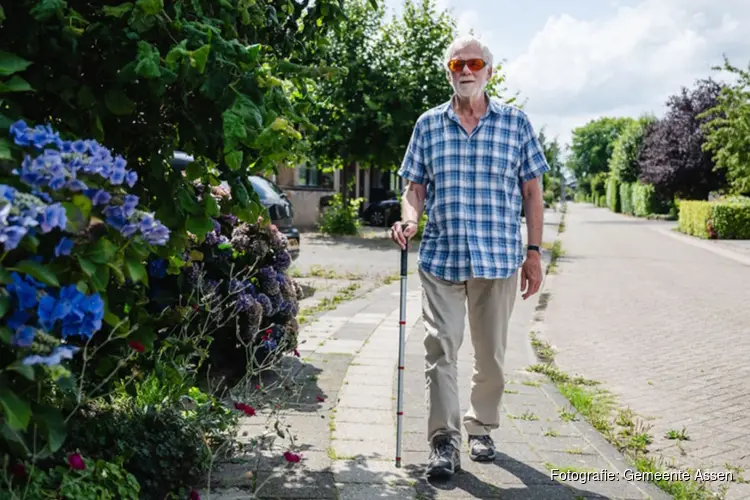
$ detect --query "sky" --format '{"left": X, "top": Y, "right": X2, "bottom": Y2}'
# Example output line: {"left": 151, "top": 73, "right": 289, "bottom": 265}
{"left": 383, "top": 0, "right": 750, "bottom": 151}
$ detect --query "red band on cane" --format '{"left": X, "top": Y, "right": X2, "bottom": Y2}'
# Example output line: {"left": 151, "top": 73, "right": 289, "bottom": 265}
{"left": 397, "top": 411, "right": 403, "bottom": 415}
{"left": 399, "top": 321, "right": 405, "bottom": 325}
{"left": 398, "top": 366, "right": 404, "bottom": 369}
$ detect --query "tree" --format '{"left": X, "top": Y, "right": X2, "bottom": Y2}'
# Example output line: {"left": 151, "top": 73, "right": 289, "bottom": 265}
{"left": 538, "top": 127, "right": 563, "bottom": 200}
{"left": 566, "top": 117, "right": 633, "bottom": 188}
{"left": 0, "top": 0, "right": 350, "bottom": 252}
{"left": 609, "top": 114, "right": 657, "bottom": 183}
{"left": 638, "top": 78, "right": 726, "bottom": 200}
{"left": 701, "top": 56, "right": 750, "bottom": 196}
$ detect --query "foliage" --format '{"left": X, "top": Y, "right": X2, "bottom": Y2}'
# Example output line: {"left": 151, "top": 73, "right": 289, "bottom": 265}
{"left": 4, "top": 455, "right": 140, "bottom": 500}
{"left": 65, "top": 403, "right": 211, "bottom": 500}
{"left": 310, "top": 0, "right": 457, "bottom": 171}
{"left": 0, "top": 122, "right": 171, "bottom": 468}
{"left": 538, "top": 128, "right": 563, "bottom": 202}
{"left": 606, "top": 176, "right": 620, "bottom": 213}
{"left": 678, "top": 196, "right": 750, "bottom": 239}
{"left": 609, "top": 115, "right": 656, "bottom": 183}
{"left": 632, "top": 182, "right": 657, "bottom": 217}
{"left": 701, "top": 56, "right": 750, "bottom": 196}
{"left": 309, "top": 0, "right": 518, "bottom": 175}
{"left": 619, "top": 182, "right": 634, "bottom": 215}
{"left": 0, "top": 0, "right": 352, "bottom": 255}
{"left": 318, "top": 193, "right": 364, "bottom": 236}
{"left": 566, "top": 117, "right": 633, "bottom": 185}
{"left": 638, "top": 79, "right": 726, "bottom": 200}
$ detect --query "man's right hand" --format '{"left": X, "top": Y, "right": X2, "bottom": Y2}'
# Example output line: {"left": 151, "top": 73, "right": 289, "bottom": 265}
{"left": 391, "top": 220, "right": 418, "bottom": 250}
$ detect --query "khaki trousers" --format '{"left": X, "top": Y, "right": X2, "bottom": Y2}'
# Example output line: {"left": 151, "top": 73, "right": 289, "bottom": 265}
{"left": 419, "top": 267, "right": 518, "bottom": 450}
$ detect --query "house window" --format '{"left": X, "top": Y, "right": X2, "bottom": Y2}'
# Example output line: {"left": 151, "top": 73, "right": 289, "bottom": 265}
{"left": 296, "top": 164, "right": 333, "bottom": 189}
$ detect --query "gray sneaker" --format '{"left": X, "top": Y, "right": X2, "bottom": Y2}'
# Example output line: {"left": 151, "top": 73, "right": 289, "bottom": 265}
{"left": 468, "top": 434, "right": 496, "bottom": 462}
{"left": 426, "top": 436, "right": 461, "bottom": 478}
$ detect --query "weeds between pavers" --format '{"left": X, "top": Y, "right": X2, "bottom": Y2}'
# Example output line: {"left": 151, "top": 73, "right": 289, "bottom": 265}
{"left": 297, "top": 283, "right": 361, "bottom": 326}
{"left": 527, "top": 338, "right": 726, "bottom": 499}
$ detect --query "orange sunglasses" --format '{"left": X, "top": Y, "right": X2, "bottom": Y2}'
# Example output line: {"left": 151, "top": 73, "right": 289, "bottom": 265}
{"left": 447, "top": 58, "right": 487, "bottom": 73}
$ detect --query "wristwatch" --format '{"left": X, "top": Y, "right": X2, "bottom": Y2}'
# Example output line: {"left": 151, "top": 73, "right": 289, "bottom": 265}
{"left": 527, "top": 244, "right": 541, "bottom": 254}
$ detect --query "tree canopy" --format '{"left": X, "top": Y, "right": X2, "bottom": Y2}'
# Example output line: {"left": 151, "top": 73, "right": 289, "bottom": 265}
{"left": 638, "top": 78, "right": 726, "bottom": 200}
{"left": 566, "top": 117, "right": 634, "bottom": 186}
{"left": 701, "top": 56, "right": 750, "bottom": 196}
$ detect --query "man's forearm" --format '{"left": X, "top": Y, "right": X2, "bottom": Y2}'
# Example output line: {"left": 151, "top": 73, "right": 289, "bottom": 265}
{"left": 524, "top": 189, "right": 544, "bottom": 247}
{"left": 401, "top": 182, "right": 425, "bottom": 223}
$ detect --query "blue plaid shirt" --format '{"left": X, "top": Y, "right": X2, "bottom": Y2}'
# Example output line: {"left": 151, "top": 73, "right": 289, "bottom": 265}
{"left": 398, "top": 96, "right": 550, "bottom": 281}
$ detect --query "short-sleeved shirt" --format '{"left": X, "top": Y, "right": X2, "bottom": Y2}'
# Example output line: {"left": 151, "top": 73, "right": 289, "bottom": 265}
{"left": 397, "top": 95, "right": 550, "bottom": 282}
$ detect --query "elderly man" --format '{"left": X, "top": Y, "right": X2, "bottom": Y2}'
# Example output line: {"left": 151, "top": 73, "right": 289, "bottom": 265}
{"left": 391, "top": 35, "right": 549, "bottom": 478}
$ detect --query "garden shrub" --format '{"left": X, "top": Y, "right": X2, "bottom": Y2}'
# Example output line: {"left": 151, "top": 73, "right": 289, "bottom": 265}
{"left": 633, "top": 182, "right": 657, "bottom": 217}
{"left": 606, "top": 176, "right": 620, "bottom": 212}
{"left": 318, "top": 193, "right": 364, "bottom": 235}
{"left": 619, "top": 182, "right": 634, "bottom": 215}
{"left": 5, "top": 455, "right": 141, "bottom": 500}
{"left": 64, "top": 403, "right": 213, "bottom": 500}
{"left": 678, "top": 196, "right": 750, "bottom": 239}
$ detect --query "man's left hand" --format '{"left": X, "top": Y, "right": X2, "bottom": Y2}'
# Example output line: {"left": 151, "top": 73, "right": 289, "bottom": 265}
{"left": 520, "top": 252, "right": 543, "bottom": 300}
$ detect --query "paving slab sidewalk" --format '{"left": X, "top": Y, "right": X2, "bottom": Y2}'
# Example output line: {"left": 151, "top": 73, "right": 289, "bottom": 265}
{"left": 203, "top": 210, "right": 669, "bottom": 499}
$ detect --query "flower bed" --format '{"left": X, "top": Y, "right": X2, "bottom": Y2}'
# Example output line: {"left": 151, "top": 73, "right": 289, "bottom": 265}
{"left": 0, "top": 122, "right": 303, "bottom": 499}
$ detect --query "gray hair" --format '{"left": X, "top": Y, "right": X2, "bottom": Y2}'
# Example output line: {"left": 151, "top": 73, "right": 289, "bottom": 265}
{"left": 443, "top": 35, "right": 494, "bottom": 68}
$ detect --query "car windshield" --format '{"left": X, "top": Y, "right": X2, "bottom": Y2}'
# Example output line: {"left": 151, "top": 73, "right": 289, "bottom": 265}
{"left": 249, "top": 176, "right": 283, "bottom": 202}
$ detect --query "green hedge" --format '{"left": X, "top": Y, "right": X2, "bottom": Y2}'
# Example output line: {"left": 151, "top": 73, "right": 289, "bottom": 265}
{"left": 619, "top": 182, "right": 634, "bottom": 215}
{"left": 606, "top": 176, "right": 620, "bottom": 212}
{"left": 633, "top": 182, "right": 657, "bottom": 217}
{"left": 678, "top": 196, "right": 750, "bottom": 239}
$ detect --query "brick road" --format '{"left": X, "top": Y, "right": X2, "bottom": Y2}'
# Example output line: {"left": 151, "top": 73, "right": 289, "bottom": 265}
{"left": 542, "top": 202, "right": 750, "bottom": 499}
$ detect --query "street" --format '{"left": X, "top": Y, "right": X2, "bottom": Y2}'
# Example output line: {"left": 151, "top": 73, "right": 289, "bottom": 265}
{"left": 542, "top": 202, "right": 750, "bottom": 499}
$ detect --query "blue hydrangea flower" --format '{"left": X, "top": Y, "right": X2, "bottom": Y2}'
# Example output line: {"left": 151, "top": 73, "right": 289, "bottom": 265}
{"left": 22, "top": 345, "right": 80, "bottom": 366}
{"left": 12, "top": 326, "right": 35, "bottom": 347}
{"left": 87, "top": 189, "right": 111, "bottom": 206}
{"left": 55, "top": 237, "right": 74, "bottom": 257}
{"left": 39, "top": 204, "right": 67, "bottom": 233}
{"left": 8, "top": 273, "right": 42, "bottom": 310}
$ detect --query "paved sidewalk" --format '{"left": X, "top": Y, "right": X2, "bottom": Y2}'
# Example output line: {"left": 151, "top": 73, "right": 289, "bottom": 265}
{"left": 541, "top": 202, "right": 750, "bottom": 500}
{"left": 204, "top": 209, "right": 668, "bottom": 499}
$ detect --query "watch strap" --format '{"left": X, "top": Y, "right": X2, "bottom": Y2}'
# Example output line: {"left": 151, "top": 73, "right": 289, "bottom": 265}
{"left": 527, "top": 244, "right": 541, "bottom": 254}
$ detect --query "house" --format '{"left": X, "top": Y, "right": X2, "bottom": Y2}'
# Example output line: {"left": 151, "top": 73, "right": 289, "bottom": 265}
{"left": 271, "top": 162, "right": 402, "bottom": 229}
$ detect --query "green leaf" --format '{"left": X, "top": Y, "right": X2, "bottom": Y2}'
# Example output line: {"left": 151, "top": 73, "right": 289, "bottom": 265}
{"left": 191, "top": 45, "right": 211, "bottom": 73}
{"left": 0, "top": 387, "right": 31, "bottom": 431}
{"left": 124, "top": 256, "right": 148, "bottom": 284}
{"left": 226, "top": 150, "right": 244, "bottom": 171}
{"left": 134, "top": 41, "right": 161, "bottom": 79}
{"left": 77, "top": 257, "right": 97, "bottom": 277}
{"left": 136, "top": 0, "right": 163, "bottom": 15}
{"left": 0, "top": 51, "right": 33, "bottom": 77}
{"left": 0, "top": 138, "right": 12, "bottom": 160}
{"left": 0, "top": 295, "right": 9, "bottom": 319}
{"left": 186, "top": 215, "right": 214, "bottom": 240}
{"left": 0, "top": 266, "right": 11, "bottom": 284}
{"left": 204, "top": 193, "right": 220, "bottom": 217}
{"left": 7, "top": 362, "right": 34, "bottom": 381}
{"left": 12, "top": 260, "right": 60, "bottom": 287}
{"left": 185, "top": 160, "right": 202, "bottom": 181}
{"left": 78, "top": 258, "right": 110, "bottom": 292}
{"left": 176, "top": 188, "right": 201, "bottom": 215}
{"left": 34, "top": 406, "right": 66, "bottom": 453}
{"left": 127, "top": 242, "right": 150, "bottom": 261}
{"left": 103, "top": 3, "right": 134, "bottom": 18}
{"left": 0, "top": 75, "right": 34, "bottom": 94}
{"left": 86, "top": 238, "right": 118, "bottom": 265}
{"left": 105, "top": 88, "right": 135, "bottom": 115}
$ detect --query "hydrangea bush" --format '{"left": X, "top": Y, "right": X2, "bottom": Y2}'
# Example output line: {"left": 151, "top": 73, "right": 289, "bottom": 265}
{"left": 0, "top": 121, "right": 171, "bottom": 485}
{"left": 148, "top": 183, "right": 302, "bottom": 382}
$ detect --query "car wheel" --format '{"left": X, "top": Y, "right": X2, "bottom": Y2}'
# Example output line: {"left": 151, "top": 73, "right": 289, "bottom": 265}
{"left": 370, "top": 210, "right": 386, "bottom": 226}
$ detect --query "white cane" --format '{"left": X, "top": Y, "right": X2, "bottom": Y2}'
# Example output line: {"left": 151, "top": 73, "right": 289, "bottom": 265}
{"left": 395, "top": 229, "right": 408, "bottom": 468}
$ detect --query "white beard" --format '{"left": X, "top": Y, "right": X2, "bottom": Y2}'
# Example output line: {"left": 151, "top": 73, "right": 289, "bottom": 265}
{"left": 453, "top": 79, "right": 485, "bottom": 98}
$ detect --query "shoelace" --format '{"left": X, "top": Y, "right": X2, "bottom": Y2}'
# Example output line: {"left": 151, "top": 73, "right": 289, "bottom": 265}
{"left": 472, "top": 435, "right": 492, "bottom": 447}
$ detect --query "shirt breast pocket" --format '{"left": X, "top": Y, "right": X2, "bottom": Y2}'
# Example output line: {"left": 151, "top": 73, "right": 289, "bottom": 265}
{"left": 487, "top": 143, "right": 517, "bottom": 186}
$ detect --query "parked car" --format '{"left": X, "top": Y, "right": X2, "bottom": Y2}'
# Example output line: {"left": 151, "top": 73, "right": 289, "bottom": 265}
{"left": 361, "top": 188, "right": 400, "bottom": 227}
{"left": 170, "top": 152, "right": 300, "bottom": 260}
